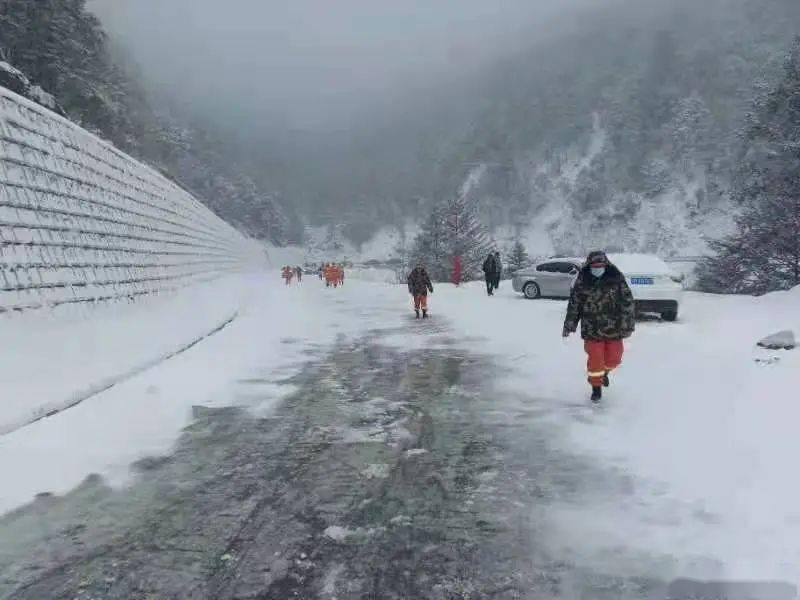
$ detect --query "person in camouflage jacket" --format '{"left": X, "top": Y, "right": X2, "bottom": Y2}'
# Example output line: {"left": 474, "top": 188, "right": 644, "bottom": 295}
{"left": 407, "top": 263, "right": 434, "bottom": 319}
{"left": 563, "top": 251, "right": 635, "bottom": 401}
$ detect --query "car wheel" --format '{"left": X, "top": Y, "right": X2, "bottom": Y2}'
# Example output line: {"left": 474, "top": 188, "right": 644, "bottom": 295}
{"left": 661, "top": 310, "right": 678, "bottom": 322}
{"left": 523, "top": 281, "right": 541, "bottom": 299}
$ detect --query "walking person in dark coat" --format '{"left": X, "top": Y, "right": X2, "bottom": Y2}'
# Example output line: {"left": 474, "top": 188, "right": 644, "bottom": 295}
{"left": 492, "top": 251, "right": 503, "bottom": 292}
{"left": 407, "top": 262, "right": 434, "bottom": 319}
{"left": 563, "top": 251, "right": 636, "bottom": 402}
{"left": 482, "top": 252, "right": 497, "bottom": 296}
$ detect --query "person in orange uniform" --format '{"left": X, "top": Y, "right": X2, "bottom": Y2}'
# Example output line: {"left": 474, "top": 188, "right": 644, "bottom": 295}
{"left": 324, "top": 263, "right": 337, "bottom": 288}
{"left": 563, "top": 251, "right": 636, "bottom": 402}
{"left": 407, "top": 262, "right": 434, "bottom": 319}
{"left": 282, "top": 265, "right": 294, "bottom": 286}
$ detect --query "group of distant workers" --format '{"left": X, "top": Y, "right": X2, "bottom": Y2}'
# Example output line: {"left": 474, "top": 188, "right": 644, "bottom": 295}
{"left": 320, "top": 263, "right": 346, "bottom": 287}
{"left": 281, "top": 263, "right": 345, "bottom": 287}
{"left": 281, "top": 265, "right": 303, "bottom": 285}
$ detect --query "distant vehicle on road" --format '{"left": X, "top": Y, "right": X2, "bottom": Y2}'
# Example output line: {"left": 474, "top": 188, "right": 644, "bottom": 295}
{"left": 512, "top": 257, "right": 583, "bottom": 300}
{"left": 511, "top": 253, "right": 683, "bottom": 321}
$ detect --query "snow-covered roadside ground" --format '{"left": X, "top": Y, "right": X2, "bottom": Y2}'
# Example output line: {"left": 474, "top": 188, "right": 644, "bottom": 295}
{"left": 3, "top": 271, "right": 798, "bottom": 588}
{"left": 0, "top": 274, "right": 402, "bottom": 515}
{"left": 0, "top": 277, "right": 246, "bottom": 435}
{"left": 434, "top": 282, "right": 800, "bottom": 586}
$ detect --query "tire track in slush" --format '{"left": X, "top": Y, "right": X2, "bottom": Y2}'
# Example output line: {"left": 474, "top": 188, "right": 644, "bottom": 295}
{"left": 1, "top": 318, "right": 677, "bottom": 599}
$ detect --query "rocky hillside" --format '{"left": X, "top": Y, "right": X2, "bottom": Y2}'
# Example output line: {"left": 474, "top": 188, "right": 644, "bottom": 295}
{"left": 0, "top": 0, "right": 297, "bottom": 245}
{"left": 268, "top": 0, "right": 800, "bottom": 258}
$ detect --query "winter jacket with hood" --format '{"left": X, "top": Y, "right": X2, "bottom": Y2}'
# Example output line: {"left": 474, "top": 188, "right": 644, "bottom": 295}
{"left": 493, "top": 255, "right": 503, "bottom": 278}
{"left": 482, "top": 254, "right": 494, "bottom": 274}
{"left": 408, "top": 267, "right": 434, "bottom": 296}
{"left": 563, "top": 262, "right": 635, "bottom": 341}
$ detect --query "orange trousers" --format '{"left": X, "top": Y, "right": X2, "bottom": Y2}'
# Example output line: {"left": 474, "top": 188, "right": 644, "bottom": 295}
{"left": 584, "top": 340, "right": 624, "bottom": 387}
{"left": 413, "top": 295, "right": 428, "bottom": 311}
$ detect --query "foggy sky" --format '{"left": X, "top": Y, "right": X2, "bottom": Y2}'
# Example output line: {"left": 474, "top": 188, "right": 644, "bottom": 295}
{"left": 89, "top": 0, "right": 609, "bottom": 133}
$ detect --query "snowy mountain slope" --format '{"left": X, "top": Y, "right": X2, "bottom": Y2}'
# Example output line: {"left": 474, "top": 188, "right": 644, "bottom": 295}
{"left": 0, "top": 62, "right": 61, "bottom": 114}
{"left": 298, "top": 222, "right": 419, "bottom": 265}
{"left": 471, "top": 113, "right": 735, "bottom": 259}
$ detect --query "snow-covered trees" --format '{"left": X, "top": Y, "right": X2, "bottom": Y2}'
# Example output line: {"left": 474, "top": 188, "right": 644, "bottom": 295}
{"left": 409, "top": 196, "right": 493, "bottom": 281}
{"left": 698, "top": 37, "right": 800, "bottom": 294}
{"left": 668, "top": 92, "right": 714, "bottom": 173}
{"left": 506, "top": 238, "right": 532, "bottom": 273}
{"left": 697, "top": 195, "right": 800, "bottom": 294}
{"left": 0, "top": 0, "right": 291, "bottom": 246}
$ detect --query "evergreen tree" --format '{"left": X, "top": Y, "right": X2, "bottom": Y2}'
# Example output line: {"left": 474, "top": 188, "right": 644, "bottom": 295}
{"left": 507, "top": 238, "right": 531, "bottom": 273}
{"left": 668, "top": 91, "right": 714, "bottom": 174}
{"left": 698, "top": 37, "right": 800, "bottom": 294}
{"left": 409, "top": 195, "right": 493, "bottom": 281}
{"left": 409, "top": 203, "right": 449, "bottom": 281}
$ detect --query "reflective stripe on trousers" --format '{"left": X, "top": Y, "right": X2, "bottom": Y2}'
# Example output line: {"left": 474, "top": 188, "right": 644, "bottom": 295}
{"left": 584, "top": 339, "right": 624, "bottom": 387}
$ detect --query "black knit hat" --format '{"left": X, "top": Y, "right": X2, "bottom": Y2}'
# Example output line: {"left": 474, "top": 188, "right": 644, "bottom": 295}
{"left": 586, "top": 250, "right": 609, "bottom": 265}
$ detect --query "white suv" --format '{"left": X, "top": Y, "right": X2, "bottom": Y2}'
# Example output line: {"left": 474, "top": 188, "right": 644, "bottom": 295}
{"left": 512, "top": 253, "right": 683, "bottom": 321}
{"left": 610, "top": 253, "right": 683, "bottom": 321}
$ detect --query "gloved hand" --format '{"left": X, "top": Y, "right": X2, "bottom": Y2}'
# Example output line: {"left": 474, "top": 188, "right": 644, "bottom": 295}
{"left": 562, "top": 328, "right": 571, "bottom": 338}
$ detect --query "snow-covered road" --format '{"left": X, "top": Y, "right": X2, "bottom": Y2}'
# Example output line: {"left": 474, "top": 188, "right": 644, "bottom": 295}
{"left": 1, "top": 275, "right": 798, "bottom": 598}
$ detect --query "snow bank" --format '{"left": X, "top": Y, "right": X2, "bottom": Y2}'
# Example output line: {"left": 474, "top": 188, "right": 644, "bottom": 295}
{"left": 347, "top": 266, "right": 397, "bottom": 284}
{"left": 0, "top": 84, "right": 268, "bottom": 435}
{"left": 0, "top": 275, "right": 372, "bottom": 514}
{"left": 437, "top": 283, "right": 800, "bottom": 586}
{"left": 0, "top": 276, "right": 245, "bottom": 434}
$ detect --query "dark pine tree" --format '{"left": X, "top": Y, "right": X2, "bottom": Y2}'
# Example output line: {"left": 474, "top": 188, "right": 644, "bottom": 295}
{"left": 698, "top": 37, "right": 800, "bottom": 294}
{"left": 409, "top": 195, "right": 493, "bottom": 282}
{"left": 507, "top": 238, "right": 532, "bottom": 273}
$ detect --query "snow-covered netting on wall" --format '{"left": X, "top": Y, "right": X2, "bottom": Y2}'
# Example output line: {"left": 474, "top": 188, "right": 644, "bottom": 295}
{"left": 0, "top": 85, "right": 266, "bottom": 436}
{"left": 0, "top": 86, "right": 261, "bottom": 313}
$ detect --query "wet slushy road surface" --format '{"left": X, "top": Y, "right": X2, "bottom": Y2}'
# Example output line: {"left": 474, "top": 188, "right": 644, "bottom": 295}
{"left": 0, "top": 314, "right": 728, "bottom": 599}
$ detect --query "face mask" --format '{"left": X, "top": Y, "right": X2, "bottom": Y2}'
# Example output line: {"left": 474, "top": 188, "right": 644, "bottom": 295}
{"left": 590, "top": 267, "right": 606, "bottom": 278}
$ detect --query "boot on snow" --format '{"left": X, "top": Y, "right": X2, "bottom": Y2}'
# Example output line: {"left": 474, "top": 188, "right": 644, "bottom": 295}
{"left": 415, "top": 309, "right": 420, "bottom": 319}
{"left": 603, "top": 372, "right": 610, "bottom": 387}
{"left": 591, "top": 386, "right": 602, "bottom": 402}
{"left": 422, "top": 309, "right": 429, "bottom": 319}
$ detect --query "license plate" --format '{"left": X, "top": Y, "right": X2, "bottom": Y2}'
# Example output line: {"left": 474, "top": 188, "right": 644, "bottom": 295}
{"left": 631, "top": 277, "right": 654, "bottom": 285}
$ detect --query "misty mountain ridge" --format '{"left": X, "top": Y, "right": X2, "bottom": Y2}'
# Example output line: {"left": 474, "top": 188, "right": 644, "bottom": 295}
{"left": 3, "top": 0, "right": 800, "bottom": 262}
{"left": 265, "top": 0, "right": 799, "bottom": 259}
{"left": 0, "top": 0, "right": 301, "bottom": 245}
{"left": 365, "top": 0, "right": 800, "bottom": 260}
